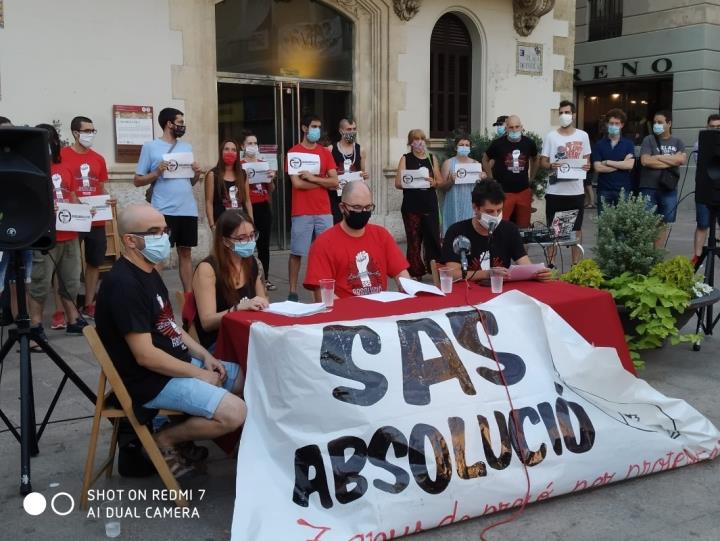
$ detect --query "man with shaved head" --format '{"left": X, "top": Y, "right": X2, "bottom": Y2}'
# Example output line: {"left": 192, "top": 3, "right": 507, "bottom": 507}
{"left": 95, "top": 204, "right": 247, "bottom": 478}
{"left": 482, "top": 114, "right": 538, "bottom": 228}
{"left": 304, "top": 181, "right": 409, "bottom": 299}
{"left": 327, "top": 118, "right": 369, "bottom": 223}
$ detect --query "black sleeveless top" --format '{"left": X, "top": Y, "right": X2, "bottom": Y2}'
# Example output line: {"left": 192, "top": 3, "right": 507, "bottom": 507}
{"left": 401, "top": 152, "right": 438, "bottom": 214}
{"left": 329, "top": 142, "right": 362, "bottom": 206}
{"left": 212, "top": 170, "right": 248, "bottom": 223}
{"left": 193, "top": 255, "right": 259, "bottom": 349}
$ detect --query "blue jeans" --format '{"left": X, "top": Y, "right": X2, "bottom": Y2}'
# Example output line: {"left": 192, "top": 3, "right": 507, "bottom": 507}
{"left": 144, "top": 358, "right": 240, "bottom": 419}
{"left": 696, "top": 203, "right": 720, "bottom": 229}
{"left": 0, "top": 250, "right": 33, "bottom": 293}
{"left": 597, "top": 189, "right": 628, "bottom": 215}
{"left": 640, "top": 188, "right": 678, "bottom": 223}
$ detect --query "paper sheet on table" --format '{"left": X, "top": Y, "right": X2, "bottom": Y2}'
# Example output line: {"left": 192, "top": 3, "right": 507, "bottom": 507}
{"left": 242, "top": 161, "right": 270, "bottom": 184}
{"left": 79, "top": 195, "right": 112, "bottom": 222}
{"left": 508, "top": 263, "right": 545, "bottom": 281}
{"left": 556, "top": 158, "right": 587, "bottom": 180}
{"left": 398, "top": 276, "right": 445, "bottom": 296}
{"left": 454, "top": 162, "right": 483, "bottom": 184}
{"left": 287, "top": 152, "right": 321, "bottom": 175}
{"left": 56, "top": 202, "right": 92, "bottom": 232}
{"left": 400, "top": 168, "right": 431, "bottom": 189}
{"left": 336, "top": 171, "right": 364, "bottom": 195}
{"left": 162, "top": 152, "right": 194, "bottom": 179}
{"left": 264, "top": 301, "right": 327, "bottom": 317}
{"left": 359, "top": 291, "right": 414, "bottom": 303}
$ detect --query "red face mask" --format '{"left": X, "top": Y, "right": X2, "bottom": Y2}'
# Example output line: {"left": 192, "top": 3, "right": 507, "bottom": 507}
{"left": 222, "top": 151, "right": 237, "bottom": 165}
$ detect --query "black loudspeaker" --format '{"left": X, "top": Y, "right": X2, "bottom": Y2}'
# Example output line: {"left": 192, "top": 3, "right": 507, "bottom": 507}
{"left": 0, "top": 127, "right": 55, "bottom": 250}
{"left": 695, "top": 129, "right": 720, "bottom": 207}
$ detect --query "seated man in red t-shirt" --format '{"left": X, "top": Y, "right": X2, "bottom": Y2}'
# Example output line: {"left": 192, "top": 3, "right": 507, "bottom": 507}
{"left": 304, "top": 181, "right": 410, "bottom": 299}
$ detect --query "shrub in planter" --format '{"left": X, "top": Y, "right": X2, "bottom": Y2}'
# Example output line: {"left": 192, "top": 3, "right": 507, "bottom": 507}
{"left": 559, "top": 259, "right": 604, "bottom": 289}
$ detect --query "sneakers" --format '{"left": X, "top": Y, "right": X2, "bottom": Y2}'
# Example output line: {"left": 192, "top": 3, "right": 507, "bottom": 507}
{"left": 287, "top": 292, "right": 299, "bottom": 302}
{"left": 81, "top": 303, "right": 95, "bottom": 320}
{"left": 158, "top": 446, "right": 195, "bottom": 480}
{"left": 66, "top": 317, "right": 89, "bottom": 335}
{"left": 50, "top": 311, "right": 66, "bottom": 330}
{"left": 265, "top": 280, "right": 277, "bottom": 291}
{"left": 30, "top": 324, "right": 49, "bottom": 347}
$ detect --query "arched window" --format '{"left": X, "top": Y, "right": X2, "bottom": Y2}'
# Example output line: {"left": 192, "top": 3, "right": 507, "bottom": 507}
{"left": 430, "top": 13, "right": 472, "bottom": 138}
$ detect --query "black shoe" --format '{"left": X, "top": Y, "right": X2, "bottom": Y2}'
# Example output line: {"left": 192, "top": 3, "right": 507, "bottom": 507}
{"left": 30, "top": 324, "right": 49, "bottom": 344}
{"left": 177, "top": 441, "right": 209, "bottom": 464}
{"left": 66, "top": 318, "right": 88, "bottom": 335}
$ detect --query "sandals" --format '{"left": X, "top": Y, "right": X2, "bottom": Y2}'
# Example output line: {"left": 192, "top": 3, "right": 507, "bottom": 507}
{"left": 158, "top": 446, "right": 195, "bottom": 480}
{"left": 265, "top": 280, "right": 277, "bottom": 291}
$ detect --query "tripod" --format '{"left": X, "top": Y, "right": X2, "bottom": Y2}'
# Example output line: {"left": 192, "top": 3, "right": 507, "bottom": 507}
{"left": 693, "top": 206, "right": 720, "bottom": 346}
{"left": 0, "top": 251, "right": 96, "bottom": 495}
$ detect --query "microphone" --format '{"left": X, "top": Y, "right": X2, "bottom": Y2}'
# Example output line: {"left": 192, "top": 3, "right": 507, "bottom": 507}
{"left": 487, "top": 220, "right": 498, "bottom": 235}
{"left": 452, "top": 235, "right": 471, "bottom": 279}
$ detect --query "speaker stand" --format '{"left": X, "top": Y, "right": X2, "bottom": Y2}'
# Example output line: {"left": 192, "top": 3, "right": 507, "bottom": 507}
{"left": 693, "top": 206, "right": 720, "bottom": 349}
{"left": 0, "top": 252, "right": 96, "bottom": 495}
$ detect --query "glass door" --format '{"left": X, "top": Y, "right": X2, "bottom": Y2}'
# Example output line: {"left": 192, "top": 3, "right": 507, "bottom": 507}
{"left": 218, "top": 78, "right": 351, "bottom": 250}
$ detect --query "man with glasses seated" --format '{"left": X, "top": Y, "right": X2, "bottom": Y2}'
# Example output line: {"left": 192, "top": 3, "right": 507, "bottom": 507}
{"left": 304, "top": 181, "right": 410, "bottom": 299}
{"left": 61, "top": 115, "right": 116, "bottom": 322}
{"left": 95, "top": 204, "right": 247, "bottom": 479}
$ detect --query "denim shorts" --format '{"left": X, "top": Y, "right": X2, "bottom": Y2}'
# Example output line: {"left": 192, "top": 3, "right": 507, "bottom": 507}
{"left": 0, "top": 250, "right": 33, "bottom": 293}
{"left": 640, "top": 188, "right": 677, "bottom": 223}
{"left": 290, "top": 214, "right": 332, "bottom": 256}
{"left": 696, "top": 203, "right": 720, "bottom": 229}
{"left": 144, "top": 358, "right": 240, "bottom": 419}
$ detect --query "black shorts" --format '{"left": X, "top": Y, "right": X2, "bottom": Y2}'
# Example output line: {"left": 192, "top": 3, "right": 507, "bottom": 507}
{"left": 164, "top": 215, "right": 198, "bottom": 248}
{"left": 545, "top": 194, "right": 585, "bottom": 231}
{"left": 80, "top": 226, "right": 107, "bottom": 267}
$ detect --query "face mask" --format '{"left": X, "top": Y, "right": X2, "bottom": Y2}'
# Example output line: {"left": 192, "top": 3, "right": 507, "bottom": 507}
{"left": 507, "top": 130, "right": 522, "bottom": 142}
{"left": 342, "top": 131, "right": 357, "bottom": 143}
{"left": 559, "top": 113, "right": 573, "bottom": 128}
{"left": 495, "top": 125, "right": 506, "bottom": 137}
{"left": 477, "top": 212, "right": 502, "bottom": 230}
{"left": 307, "top": 127, "right": 321, "bottom": 143}
{"left": 244, "top": 144, "right": 259, "bottom": 157}
{"left": 139, "top": 234, "right": 171, "bottom": 264}
{"left": 78, "top": 132, "right": 95, "bottom": 148}
{"left": 653, "top": 123, "right": 665, "bottom": 136}
{"left": 411, "top": 140, "right": 426, "bottom": 152}
{"left": 607, "top": 125, "right": 621, "bottom": 137}
{"left": 233, "top": 240, "right": 256, "bottom": 258}
{"left": 343, "top": 209, "right": 372, "bottom": 230}
{"left": 173, "top": 124, "right": 186, "bottom": 138}
{"left": 457, "top": 145, "right": 471, "bottom": 157}
{"left": 222, "top": 151, "right": 237, "bottom": 165}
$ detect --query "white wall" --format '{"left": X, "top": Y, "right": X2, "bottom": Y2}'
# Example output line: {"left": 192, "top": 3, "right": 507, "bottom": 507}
{"left": 0, "top": 0, "right": 184, "bottom": 173}
{"left": 392, "top": 0, "right": 568, "bottom": 156}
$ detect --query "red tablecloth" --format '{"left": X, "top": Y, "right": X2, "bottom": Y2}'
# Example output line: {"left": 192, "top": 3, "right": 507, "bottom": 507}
{"left": 215, "top": 281, "right": 634, "bottom": 375}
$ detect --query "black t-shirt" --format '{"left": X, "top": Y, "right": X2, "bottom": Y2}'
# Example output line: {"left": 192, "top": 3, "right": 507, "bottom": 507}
{"left": 401, "top": 152, "right": 438, "bottom": 214}
{"left": 95, "top": 257, "right": 191, "bottom": 405}
{"left": 485, "top": 135, "right": 538, "bottom": 193}
{"left": 441, "top": 218, "right": 526, "bottom": 271}
{"left": 193, "top": 256, "right": 259, "bottom": 349}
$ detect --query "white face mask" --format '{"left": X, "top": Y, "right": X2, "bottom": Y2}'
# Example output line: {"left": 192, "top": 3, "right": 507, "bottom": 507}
{"left": 78, "top": 132, "right": 95, "bottom": 148}
{"left": 476, "top": 211, "right": 502, "bottom": 230}
{"left": 244, "top": 144, "right": 259, "bottom": 156}
{"left": 559, "top": 113, "right": 573, "bottom": 128}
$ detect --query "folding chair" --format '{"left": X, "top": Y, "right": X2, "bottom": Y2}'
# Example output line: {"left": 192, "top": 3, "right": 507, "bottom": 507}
{"left": 80, "top": 326, "right": 188, "bottom": 509}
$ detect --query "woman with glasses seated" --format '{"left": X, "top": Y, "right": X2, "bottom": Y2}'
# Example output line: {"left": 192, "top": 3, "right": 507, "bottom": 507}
{"left": 192, "top": 210, "right": 268, "bottom": 351}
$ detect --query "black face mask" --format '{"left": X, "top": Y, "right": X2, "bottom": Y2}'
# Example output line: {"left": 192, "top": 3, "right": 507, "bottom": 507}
{"left": 172, "top": 124, "right": 186, "bottom": 138}
{"left": 344, "top": 209, "right": 371, "bottom": 230}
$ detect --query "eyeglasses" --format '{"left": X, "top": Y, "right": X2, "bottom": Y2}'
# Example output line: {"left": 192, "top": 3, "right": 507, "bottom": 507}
{"left": 342, "top": 204, "right": 375, "bottom": 213}
{"left": 129, "top": 227, "right": 171, "bottom": 239}
{"left": 228, "top": 231, "right": 259, "bottom": 243}
{"left": 77, "top": 129, "right": 97, "bottom": 134}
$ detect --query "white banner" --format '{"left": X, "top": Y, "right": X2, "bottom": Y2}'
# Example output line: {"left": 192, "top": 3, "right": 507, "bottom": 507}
{"left": 56, "top": 202, "right": 92, "bottom": 232}
{"left": 288, "top": 152, "right": 321, "bottom": 175}
{"left": 454, "top": 162, "right": 483, "bottom": 184}
{"left": 162, "top": 152, "right": 194, "bottom": 179}
{"left": 79, "top": 195, "right": 112, "bottom": 222}
{"left": 337, "top": 171, "right": 364, "bottom": 196}
{"left": 231, "top": 291, "right": 720, "bottom": 540}
{"left": 242, "top": 161, "right": 271, "bottom": 184}
{"left": 557, "top": 158, "right": 587, "bottom": 180}
{"left": 400, "top": 168, "right": 431, "bottom": 189}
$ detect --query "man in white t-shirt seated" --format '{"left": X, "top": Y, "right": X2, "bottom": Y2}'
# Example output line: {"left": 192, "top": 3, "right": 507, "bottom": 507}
{"left": 540, "top": 100, "right": 592, "bottom": 266}
{"left": 441, "top": 181, "right": 552, "bottom": 282}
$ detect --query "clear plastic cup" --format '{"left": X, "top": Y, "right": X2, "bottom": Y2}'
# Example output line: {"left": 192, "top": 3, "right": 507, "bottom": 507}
{"left": 438, "top": 267, "right": 453, "bottom": 294}
{"left": 490, "top": 267, "right": 505, "bottom": 294}
{"left": 100, "top": 501, "right": 121, "bottom": 538}
{"left": 319, "top": 278, "right": 335, "bottom": 308}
